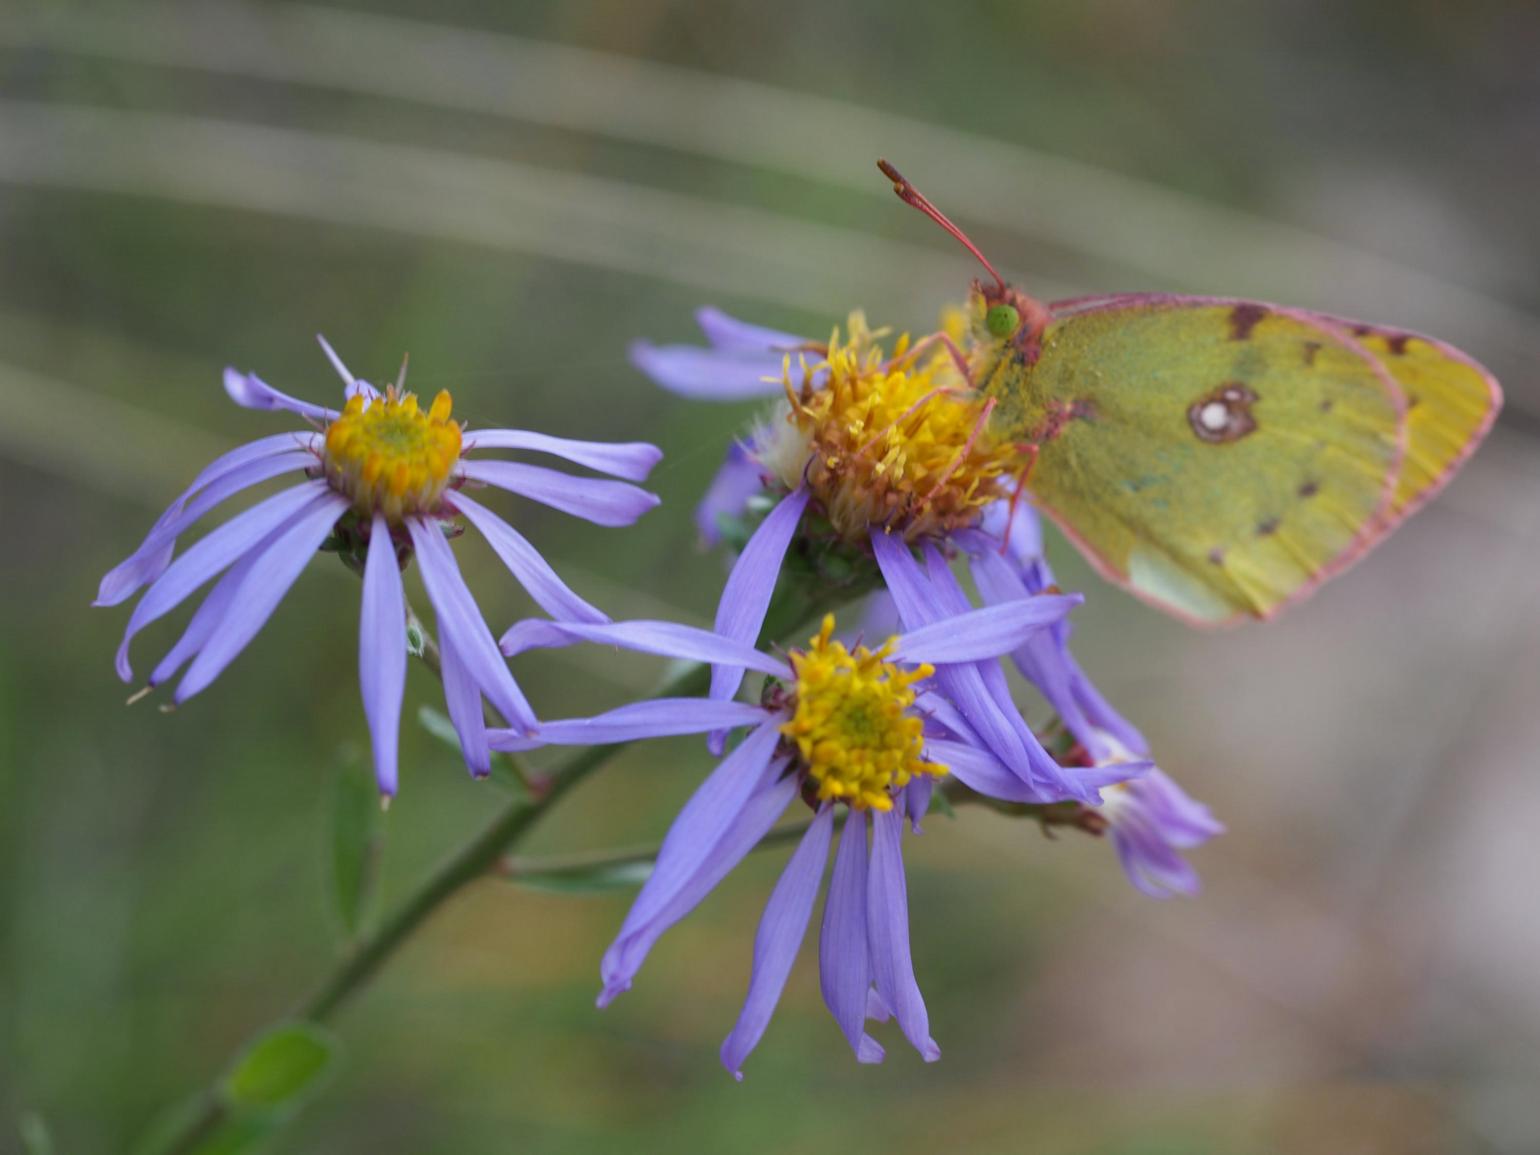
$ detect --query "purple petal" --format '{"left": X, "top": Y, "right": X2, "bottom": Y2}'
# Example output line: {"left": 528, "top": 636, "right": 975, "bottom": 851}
{"left": 913, "top": 691, "right": 979, "bottom": 744}
{"left": 439, "top": 629, "right": 491, "bottom": 777}
{"left": 464, "top": 430, "right": 662, "bottom": 482}
{"left": 923, "top": 545, "right": 1099, "bottom": 804}
{"left": 979, "top": 497, "right": 1045, "bottom": 574}
{"left": 96, "top": 433, "right": 320, "bottom": 606}
{"left": 488, "top": 699, "right": 773, "bottom": 751}
{"left": 223, "top": 367, "right": 336, "bottom": 421}
{"left": 924, "top": 738, "right": 1042, "bottom": 803}
{"left": 174, "top": 490, "right": 348, "bottom": 701}
{"left": 359, "top": 513, "right": 407, "bottom": 796}
{"left": 867, "top": 808, "right": 939, "bottom": 1062}
{"left": 315, "top": 335, "right": 377, "bottom": 401}
{"left": 891, "top": 595, "right": 1082, "bottom": 665}
{"left": 721, "top": 805, "right": 835, "bottom": 1079}
{"left": 629, "top": 342, "right": 789, "bottom": 401}
{"left": 967, "top": 541, "right": 1147, "bottom": 761}
{"left": 904, "top": 778, "right": 933, "bottom": 832}
{"left": 820, "top": 809, "right": 884, "bottom": 1064}
{"left": 696, "top": 442, "right": 768, "bottom": 547}
{"left": 458, "top": 460, "right": 659, "bottom": 527}
{"left": 1111, "top": 813, "right": 1202, "bottom": 899}
{"left": 499, "top": 618, "right": 791, "bottom": 679}
{"left": 873, "top": 551, "right": 1045, "bottom": 795}
{"left": 115, "top": 480, "right": 330, "bottom": 681}
{"left": 695, "top": 307, "right": 808, "bottom": 353}
{"left": 147, "top": 528, "right": 275, "bottom": 687}
{"left": 408, "top": 518, "right": 536, "bottom": 733}
{"left": 1077, "top": 760, "right": 1153, "bottom": 791}
{"left": 599, "top": 722, "right": 784, "bottom": 1002}
{"left": 100, "top": 451, "right": 315, "bottom": 608}
{"left": 1130, "top": 769, "right": 1225, "bottom": 845}
{"left": 449, "top": 492, "right": 607, "bottom": 624}
{"left": 870, "top": 531, "right": 938, "bottom": 626}
{"left": 707, "top": 485, "right": 810, "bottom": 712}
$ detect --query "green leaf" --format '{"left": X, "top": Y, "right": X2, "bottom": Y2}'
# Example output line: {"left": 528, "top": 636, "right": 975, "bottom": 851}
{"left": 506, "top": 858, "right": 654, "bottom": 894}
{"left": 329, "top": 756, "right": 384, "bottom": 940}
{"left": 927, "top": 787, "right": 957, "bottom": 820}
{"left": 220, "top": 1023, "right": 338, "bottom": 1114}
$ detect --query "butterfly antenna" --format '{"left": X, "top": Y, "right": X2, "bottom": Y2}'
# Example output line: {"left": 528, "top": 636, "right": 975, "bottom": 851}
{"left": 878, "top": 159, "right": 1006, "bottom": 291}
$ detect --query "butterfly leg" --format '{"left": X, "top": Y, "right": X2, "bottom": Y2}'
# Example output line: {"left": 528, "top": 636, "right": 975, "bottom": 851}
{"left": 998, "top": 443, "right": 1040, "bottom": 554}
{"left": 887, "top": 331, "right": 973, "bottom": 386}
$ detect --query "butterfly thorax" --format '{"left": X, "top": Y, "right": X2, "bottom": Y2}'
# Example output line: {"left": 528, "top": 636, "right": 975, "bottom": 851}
{"left": 965, "top": 282, "right": 1061, "bottom": 446}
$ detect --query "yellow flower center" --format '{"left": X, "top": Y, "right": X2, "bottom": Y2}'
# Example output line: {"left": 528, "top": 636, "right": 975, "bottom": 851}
{"left": 322, "top": 387, "right": 462, "bottom": 521}
{"left": 780, "top": 615, "right": 944, "bottom": 811}
{"left": 768, "top": 312, "right": 1015, "bottom": 543}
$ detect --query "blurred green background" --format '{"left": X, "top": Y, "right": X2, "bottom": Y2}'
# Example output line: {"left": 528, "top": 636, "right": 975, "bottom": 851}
{"left": 3, "top": 2, "right": 1539, "bottom": 1151}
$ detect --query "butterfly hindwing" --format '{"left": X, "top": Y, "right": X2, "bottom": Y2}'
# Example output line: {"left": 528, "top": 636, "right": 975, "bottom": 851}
{"left": 1006, "top": 296, "right": 1409, "bottom": 624}
{"left": 1301, "top": 313, "right": 1502, "bottom": 520}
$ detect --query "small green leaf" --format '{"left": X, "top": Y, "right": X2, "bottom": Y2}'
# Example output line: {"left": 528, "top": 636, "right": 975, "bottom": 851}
{"left": 506, "top": 858, "right": 654, "bottom": 894}
{"left": 220, "top": 1023, "right": 338, "bottom": 1114}
{"left": 417, "top": 704, "right": 461, "bottom": 751}
{"left": 329, "top": 756, "right": 384, "bottom": 939}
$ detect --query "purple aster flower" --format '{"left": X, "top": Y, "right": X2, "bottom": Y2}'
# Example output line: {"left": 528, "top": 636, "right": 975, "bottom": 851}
{"left": 97, "top": 337, "right": 662, "bottom": 796}
{"left": 1088, "top": 738, "right": 1223, "bottom": 899}
{"left": 493, "top": 593, "right": 1136, "bottom": 1076}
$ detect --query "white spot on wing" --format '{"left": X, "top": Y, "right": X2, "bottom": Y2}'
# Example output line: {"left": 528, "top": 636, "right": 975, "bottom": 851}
{"left": 1199, "top": 402, "right": 1229, "bottom": 432}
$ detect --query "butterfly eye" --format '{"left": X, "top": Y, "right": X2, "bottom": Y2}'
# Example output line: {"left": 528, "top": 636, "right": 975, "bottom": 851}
{"left": 985, "top": 303, "right": 1021, "bottom": 338}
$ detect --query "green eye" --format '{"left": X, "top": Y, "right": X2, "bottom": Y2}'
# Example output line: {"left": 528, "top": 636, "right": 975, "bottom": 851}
{"left": 985, "top": 304, "right": 1020, "bottom": 338}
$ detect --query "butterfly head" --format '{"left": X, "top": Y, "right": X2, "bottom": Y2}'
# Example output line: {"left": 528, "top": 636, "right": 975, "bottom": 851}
{"left": 878, "top": 159, "right": 1049, "bottom": 355}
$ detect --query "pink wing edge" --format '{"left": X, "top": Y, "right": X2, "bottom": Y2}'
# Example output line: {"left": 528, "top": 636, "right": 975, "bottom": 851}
{"left": 1032, "top": 291, "right": 1431, "bottom": 627}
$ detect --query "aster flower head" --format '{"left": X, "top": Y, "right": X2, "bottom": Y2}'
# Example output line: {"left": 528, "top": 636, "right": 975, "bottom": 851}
{"left": 97, "top": 337, "right": 663, "bottom": 795}
{"left": 495, "top": 589, "right": 1136, "bottom": 1076}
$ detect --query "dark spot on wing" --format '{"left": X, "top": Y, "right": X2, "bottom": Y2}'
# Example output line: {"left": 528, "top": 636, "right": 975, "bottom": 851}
{"left": 1298, "top": 480, "right": 1319, "bottom": 498}
{"left": 1188, "top": 381, "right": 1259, "bottom": 444}
{"left": 1406, "top": 391, "right": 1421, "bottom": 409}
{"left": 1319, "top": 399, "right": 1334, "bottom": 413}
{"left": 1386, "top": 333, "right": 1411, "bottom": 356}
{"left": 1352, "top": 324, "right": 1372, "bottom": 337}
{"left": 1302, "top": 341, "right": 1321, "bottom": 366}
{"left": 1207, "top": 547, "right": 1225, "bottom": 566}
{"left": 1228, "top": 303, "right": 1267, "bottom": 341}
{"left": 1256, "top": 517, "right": 1280, "bottom": 537}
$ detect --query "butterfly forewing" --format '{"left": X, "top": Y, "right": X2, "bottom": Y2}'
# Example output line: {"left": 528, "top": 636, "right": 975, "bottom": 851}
{"left": 1015, "top": 298, "right": 1407, "bottom": 624}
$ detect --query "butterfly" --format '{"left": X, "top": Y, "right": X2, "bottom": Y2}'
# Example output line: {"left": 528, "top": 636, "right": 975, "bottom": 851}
{"left": 879, "top": 161, "right": 1503, "bottom": 625}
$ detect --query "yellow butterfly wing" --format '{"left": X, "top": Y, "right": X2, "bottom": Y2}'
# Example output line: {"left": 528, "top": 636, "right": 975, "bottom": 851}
{"left": 1306, "top": 315, "right": 1503, "bottom": 519}
{"left": 994, "top": 296, "right": 1412, "bottom": 625}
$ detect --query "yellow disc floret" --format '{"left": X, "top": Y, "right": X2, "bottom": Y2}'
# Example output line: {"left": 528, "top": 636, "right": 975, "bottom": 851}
{"left": 322, "top": 387, "right": 462, "bottom": 521}
{"left": 764, "top": 312, "right": 1015, "bottom": 543}
{"left": 780, "top": 615, "right": 944, "bottom": 811}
